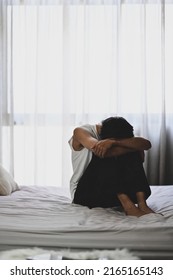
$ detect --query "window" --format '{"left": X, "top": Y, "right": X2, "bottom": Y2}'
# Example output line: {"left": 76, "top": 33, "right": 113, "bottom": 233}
{"left": 5, "top": 2, "right": 173, "bottom": 186}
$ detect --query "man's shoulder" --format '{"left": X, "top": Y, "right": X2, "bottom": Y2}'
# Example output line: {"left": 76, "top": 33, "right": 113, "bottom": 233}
{"left": 80, "top": 123, "right": 95, "bottom": 130}
{"left": 80, "top": 124, "right": 98, "bottom": 136}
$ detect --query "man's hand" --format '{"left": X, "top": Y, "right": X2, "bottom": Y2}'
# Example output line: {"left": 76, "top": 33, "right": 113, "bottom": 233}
{"left": 92, "top": 139, "right": 116, "bottom": 158}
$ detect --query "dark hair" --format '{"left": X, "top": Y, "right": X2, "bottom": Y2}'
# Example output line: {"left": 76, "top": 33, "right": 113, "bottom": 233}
{"left": 100, "top": 116, "right": 134, "bottom": 140}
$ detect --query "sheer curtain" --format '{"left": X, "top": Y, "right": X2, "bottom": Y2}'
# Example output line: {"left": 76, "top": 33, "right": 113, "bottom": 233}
{"left": 0, "top": 0, "right": 173, "bottom": 189}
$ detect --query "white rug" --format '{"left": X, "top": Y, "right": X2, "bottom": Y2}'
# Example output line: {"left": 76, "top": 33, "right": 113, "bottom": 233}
{"left": 0, "top": 247, "right": 139, "bottom": 260}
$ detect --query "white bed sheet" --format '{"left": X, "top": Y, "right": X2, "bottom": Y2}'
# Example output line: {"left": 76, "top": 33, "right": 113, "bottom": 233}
{"left": 0, "top": 185, "right": 173, "bottom": 259}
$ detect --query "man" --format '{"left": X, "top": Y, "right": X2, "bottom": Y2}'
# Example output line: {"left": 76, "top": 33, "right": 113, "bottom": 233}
{"left": 69, "top": 116, "right": 155, "bottom": 217}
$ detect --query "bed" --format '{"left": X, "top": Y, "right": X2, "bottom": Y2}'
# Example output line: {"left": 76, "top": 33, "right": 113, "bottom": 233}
{"left": 0, "top": 185, "right": 173, "bottom": 260}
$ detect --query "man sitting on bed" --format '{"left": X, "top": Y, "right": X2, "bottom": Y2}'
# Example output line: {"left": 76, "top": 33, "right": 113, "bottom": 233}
{"left": 69, "top": 116, "right": 155, "bottom": 217}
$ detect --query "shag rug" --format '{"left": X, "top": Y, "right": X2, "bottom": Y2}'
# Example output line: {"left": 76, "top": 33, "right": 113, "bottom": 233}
{"left": 0, "top": 247, "right": 139, "bottom": 260}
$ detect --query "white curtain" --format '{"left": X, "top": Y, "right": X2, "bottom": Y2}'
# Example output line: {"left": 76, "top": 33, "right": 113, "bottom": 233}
{"left": 0, "top": 0, "right": 173, "bottom": 188}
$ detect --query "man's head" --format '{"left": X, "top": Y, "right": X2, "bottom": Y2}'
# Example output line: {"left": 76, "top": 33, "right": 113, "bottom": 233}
{"left": 100, "top": 116, "right": 134, "bottom": 140}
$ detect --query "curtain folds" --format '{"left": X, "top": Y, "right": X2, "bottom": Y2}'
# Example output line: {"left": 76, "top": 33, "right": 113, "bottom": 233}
{"left": 0, "top": 0, "right": 173, "bottom": 188}
{"left": 0, "top": 1, "right": 14, "bottom": 175}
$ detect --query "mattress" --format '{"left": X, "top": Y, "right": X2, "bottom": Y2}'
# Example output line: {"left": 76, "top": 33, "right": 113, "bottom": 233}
{"left": 0, "top": 185, "right": 173, "bottom": 259}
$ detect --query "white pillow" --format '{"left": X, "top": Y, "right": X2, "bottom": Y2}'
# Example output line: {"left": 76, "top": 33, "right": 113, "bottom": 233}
{"left": 0, "top": 165, "right": 20, "bottom": 195}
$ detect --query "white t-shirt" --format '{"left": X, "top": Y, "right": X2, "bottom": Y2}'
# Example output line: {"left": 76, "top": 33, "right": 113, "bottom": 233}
{"left": 68, "top": 124, "right": 100, "bottom": 201}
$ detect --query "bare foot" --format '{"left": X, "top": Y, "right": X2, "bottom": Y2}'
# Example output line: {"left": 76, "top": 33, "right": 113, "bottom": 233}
{"left": 117, "top": 193, "right": 151, "bottom": 217}
{"left": 138, "top": 204, "right": 155, "bottom": 214}
{"left": 125, "top": 206, "right": 146, "bottom": 217}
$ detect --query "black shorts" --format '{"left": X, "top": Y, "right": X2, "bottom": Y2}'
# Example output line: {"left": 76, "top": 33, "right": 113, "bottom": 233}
{"left": 74, "top": 152, "right": 151, "bottom": 208}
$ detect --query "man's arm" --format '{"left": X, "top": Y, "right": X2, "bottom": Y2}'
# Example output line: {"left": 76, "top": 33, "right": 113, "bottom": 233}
{"left": 72, "top": 127, "right": 151, "bottom": 158}
{"left": 92, "top": 137, "right": 151, "bottom": 158}
{"left": 115, "top": 137, "right": 151, "bottom": 151}
{"left": 72, "top": 127, "right": 99, "bottom": 151}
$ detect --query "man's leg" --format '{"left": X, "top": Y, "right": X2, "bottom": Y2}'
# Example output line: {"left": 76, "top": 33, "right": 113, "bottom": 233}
{"left": 117, "top": 152, "right": 151, "bottom": 204}
{"left": 74, "top": 152, "right": 153, "bottom": 213}
{"left": 74, "top": 154, "right": 121, "bottom": 208}
{"left": 136, "top": 192, "right": 155, "bottom": 214}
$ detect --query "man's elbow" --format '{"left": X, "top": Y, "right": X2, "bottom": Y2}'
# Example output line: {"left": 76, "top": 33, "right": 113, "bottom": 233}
{"left": 73, "top": 127, "right": 81, "bottom": 138}
{"left": 145, "top": 140, "right": 152, "bottom": 150}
